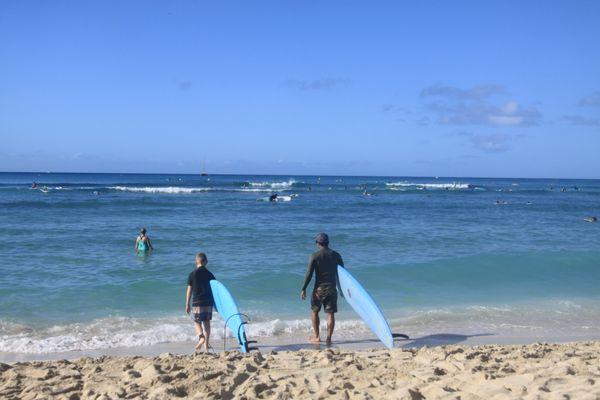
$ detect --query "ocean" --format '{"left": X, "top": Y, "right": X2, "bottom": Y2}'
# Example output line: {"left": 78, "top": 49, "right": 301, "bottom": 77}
{"left": 1, "top": 172, "right": 599, "bottom": 355}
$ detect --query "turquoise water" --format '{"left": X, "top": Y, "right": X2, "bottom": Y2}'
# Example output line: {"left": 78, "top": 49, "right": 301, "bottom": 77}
{"left": 1, "top": 172, "right": 599, "bottom": 353}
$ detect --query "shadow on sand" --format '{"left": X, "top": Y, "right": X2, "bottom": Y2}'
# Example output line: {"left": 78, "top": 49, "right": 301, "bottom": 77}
{"left": 266, "top": 333, "right": 496, "bottom": 352}
{"left": 397, "top": 333, "right": 496, "bottom": 348}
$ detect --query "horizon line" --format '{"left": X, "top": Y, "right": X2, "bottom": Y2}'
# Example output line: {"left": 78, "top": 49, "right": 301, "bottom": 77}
{"left": 0, "top": 170, "right": 598, "bottom": 181}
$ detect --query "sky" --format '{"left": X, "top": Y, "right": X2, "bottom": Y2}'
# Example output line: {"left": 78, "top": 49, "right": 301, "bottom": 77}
{"left": 1, "top": 1, "right": 599, "bottom": 178}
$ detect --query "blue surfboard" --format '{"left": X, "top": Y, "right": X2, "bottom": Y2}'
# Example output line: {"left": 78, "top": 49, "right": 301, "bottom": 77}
{"left": 210, "top": 280, "right": 249, "bottom": 352}
{"left": 337, "top": 265, "right": 394, "bottom": 349}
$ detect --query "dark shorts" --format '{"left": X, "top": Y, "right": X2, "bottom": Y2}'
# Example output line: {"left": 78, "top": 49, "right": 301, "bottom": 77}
{"left": 311, "top": 285, "right": 337, "bottom": 314}
{"left": 191, "top": 305, "right": 213, "bottom": 322}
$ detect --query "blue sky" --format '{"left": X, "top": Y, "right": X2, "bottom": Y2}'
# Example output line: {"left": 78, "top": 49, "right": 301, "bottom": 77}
{"left": 1, "top": 1, "right": 599, "bottom": 178}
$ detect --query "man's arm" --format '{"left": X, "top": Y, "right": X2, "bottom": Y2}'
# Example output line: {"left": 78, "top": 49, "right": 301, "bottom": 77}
{"left": 135, "top": 237, "right": 139, "bottom": 250}
{"left": 147, "top": 237, "right": 154, "bottom": 250}
{"left": 185, "top": 285, "right": 192, "bottom": 314}
{"left": 300, "top": 255, "right": 315, "bottom": 299}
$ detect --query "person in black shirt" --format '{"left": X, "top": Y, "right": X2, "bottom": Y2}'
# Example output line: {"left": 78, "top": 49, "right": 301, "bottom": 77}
{"left": 300, "top": 233, "right": 344, "bottom": 345}
{"left": 185, "top": 252, "right": 216, "bottom": 352}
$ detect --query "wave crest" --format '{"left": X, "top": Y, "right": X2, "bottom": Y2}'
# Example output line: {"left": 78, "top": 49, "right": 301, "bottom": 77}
{"left": 247, "top": 179, "right": 297, "bottom": 189}
{"left": 386, "top": 182, "right": 472, "bottom": 190}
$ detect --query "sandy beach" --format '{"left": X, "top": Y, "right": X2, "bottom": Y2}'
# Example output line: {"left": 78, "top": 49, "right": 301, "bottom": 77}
{"left": 1, "top": 341, "right": 598, "bottom": 399}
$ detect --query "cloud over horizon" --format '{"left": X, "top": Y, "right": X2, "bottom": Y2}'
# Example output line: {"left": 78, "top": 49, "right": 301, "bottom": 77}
{"left": 421, "top": 84, "right": 541, "bottom": 126}
{"left": 282, "top": 78, "right": 351, "bottom": 91}
{"left": 177, "top": 81, "right": 193, "bottom": 91}
{"left": 578, "top": 91, "right": 600, "bottom": 107}
{"left": 561, "top": 115, "right": 600, "bottom": 126}
{"left": 457, "top": 131, "right": 514, "bottom": 153}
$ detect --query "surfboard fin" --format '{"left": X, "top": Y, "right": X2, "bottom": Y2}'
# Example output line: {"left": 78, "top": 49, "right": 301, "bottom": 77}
{"left": 392, "top": 333, "right": 410, "bottom": 340}
{"left": 244, "top": 341, "right": 259, "bottom": 352}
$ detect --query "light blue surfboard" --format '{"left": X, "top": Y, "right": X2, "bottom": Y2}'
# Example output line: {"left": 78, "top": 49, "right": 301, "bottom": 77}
{"left": 337, "top": 265, "right": 394, "bottom": 349}
{"left": 210, "top": 280, "right": 249, "bottom": 352}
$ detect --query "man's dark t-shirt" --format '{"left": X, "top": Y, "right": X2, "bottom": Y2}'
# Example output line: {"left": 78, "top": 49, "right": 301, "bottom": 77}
{"left": 187, "top": 267, "right": 216, "bottom": 306}
{"left": 301, "top": 247, "right": 344, "bottom": 291}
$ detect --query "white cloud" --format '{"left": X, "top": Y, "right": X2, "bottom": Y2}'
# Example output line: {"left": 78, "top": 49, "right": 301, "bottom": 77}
{"left": 421, "top": 84, "right": 541, "bottom": 126}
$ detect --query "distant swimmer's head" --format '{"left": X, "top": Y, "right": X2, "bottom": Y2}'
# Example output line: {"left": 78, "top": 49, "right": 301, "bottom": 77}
{"left": 315, "top": 233, "right": 329, "bottom": 247}
{"left": 196, "top": 252, "right": 208, "bottom": 267}
{"left": 140, "top": 228, "right": 147, "bottom": 236}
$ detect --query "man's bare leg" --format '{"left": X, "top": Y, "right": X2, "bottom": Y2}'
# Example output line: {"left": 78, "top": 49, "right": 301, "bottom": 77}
{"left": 193, "top": 322, "right": 205, "bottom": 351}
{"left": 326, "top": 313, "right": 335, "bottom": 345}
{"left": 309, "top": 310, "right": 321, "bottom": 343}
{"left": 201, "top": 320, "right": 211, "bottom": 352}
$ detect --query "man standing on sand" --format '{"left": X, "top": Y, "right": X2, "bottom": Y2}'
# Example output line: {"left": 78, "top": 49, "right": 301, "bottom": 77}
{"left": 300, "top": 233, "right": 344, "bottom": 345}
{"left": 186, "top": 253, "right": 215, "bottom": 352}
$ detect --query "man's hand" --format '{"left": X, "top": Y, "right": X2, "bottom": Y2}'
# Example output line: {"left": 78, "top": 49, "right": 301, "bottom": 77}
{"left": 185, "top": 304, "right": 191, "bottom": 314}
{"left": 300, "top": 290, "right": 306, "bottom": 300}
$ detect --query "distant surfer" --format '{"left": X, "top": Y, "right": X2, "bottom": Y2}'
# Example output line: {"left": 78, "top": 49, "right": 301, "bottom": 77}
{"left": 584, "top": 216, "right": 597, "bottom": 223}
{"left": 185, "top": 252, "right": 215, "bottom": 352}
{"left": 300, "top": 233, "right": 344, "bottom": 345}
{"left": 269, "top": 193, "right": 278, "bottom": 202}
{"left": 31, "top": 182, "right": 37, "bottom": 189}
{"left": 135, "top": 228, "right": 154, "bottom": 253}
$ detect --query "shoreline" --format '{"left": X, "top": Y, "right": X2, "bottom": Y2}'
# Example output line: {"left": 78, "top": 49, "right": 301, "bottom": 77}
{"left": 1, "top": 341, "right": 598, "bottom": 399}
{"left": 2, "top": 330, "right": 600, "bottom": 364}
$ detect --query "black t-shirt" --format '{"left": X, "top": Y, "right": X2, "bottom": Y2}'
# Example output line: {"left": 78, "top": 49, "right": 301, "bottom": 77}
{"left": 187, "top": 267, "right": 216, "bottom": 306}
{"left": 301, "top": 247, "right": 344, "bottom": 291}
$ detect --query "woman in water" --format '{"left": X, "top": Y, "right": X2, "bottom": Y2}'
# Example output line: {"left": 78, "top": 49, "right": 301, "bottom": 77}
{"left": 135, "top": 228, "right": 154, "bottom": 253}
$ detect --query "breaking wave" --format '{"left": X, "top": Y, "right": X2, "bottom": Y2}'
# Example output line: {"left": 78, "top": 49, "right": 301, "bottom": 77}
{"left": 386, "top": 182, "right": 473, "bottom": 190}
{"left": 0, "top": 316, "right": 367, "bottom": 354}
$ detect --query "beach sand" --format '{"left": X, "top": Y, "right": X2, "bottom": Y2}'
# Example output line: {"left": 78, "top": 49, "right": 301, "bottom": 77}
{"left": 1, "top": 341, "right": 598, "bottom": 399}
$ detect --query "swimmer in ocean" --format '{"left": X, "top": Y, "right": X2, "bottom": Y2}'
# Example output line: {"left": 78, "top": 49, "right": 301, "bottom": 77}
{"left": 584, "top": 216, "right": 597, "bottom": 223}
{"left": 135, "top": 228, "right": 154, "bottom": 253}
{"left": 269, "top": 193, "right": 278, "bottom": 202}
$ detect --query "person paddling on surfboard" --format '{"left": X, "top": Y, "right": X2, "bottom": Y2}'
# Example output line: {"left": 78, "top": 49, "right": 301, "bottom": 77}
{"left": 135, "top": 228, "right": 153, "bottom": 254}
{"left": 185, "top": 252, "right": 216, "bottom": 352}
{"left": 300, "top": 233, "right": 344, "bottom": 345}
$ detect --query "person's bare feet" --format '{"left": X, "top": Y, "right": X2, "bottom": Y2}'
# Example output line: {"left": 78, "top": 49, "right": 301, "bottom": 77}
{"left": 308, "top": 336, "right": 321, "bottom": 343}
{"left": 194, "top": 335, "right": 205, "bottom": 352}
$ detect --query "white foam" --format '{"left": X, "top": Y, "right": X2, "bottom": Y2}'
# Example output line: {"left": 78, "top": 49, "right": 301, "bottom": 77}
{"left": 0, "top": 316, "right": 367, "bottom": 354}
{"left": 248, "top": 179, "right": 296, "bottom": 189}
{"left": 109, "top": 186, "right": 281, "bottom": 194}
{"left": 386, "top": 182, "right": 471, "bottom": 190}
{"left": 3, "top": 300, "right": 599, "bottom": 354}
{"left": 233, "top": 188, "right": 282, "bottom": 193}
{"left": 109, "top": 186, "right": 213, "bottom": 194}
